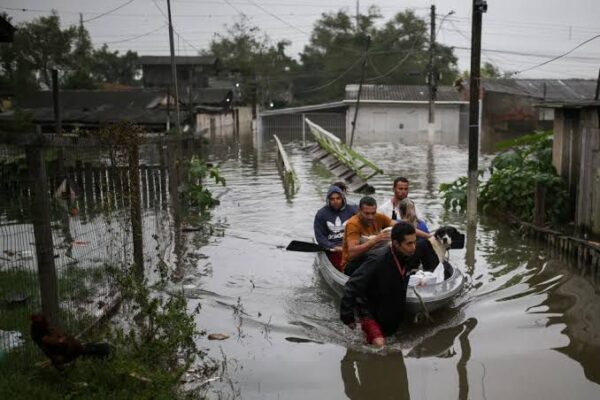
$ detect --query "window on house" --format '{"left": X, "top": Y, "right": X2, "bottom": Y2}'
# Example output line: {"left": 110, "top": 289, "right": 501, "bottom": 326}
{"left": 539, "top": 108, "right": 554, "bottom": 121}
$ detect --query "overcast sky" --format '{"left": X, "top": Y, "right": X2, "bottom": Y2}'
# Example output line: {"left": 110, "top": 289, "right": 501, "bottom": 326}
{"left": 3, "top": 0, "right": 600, "bottom": 79}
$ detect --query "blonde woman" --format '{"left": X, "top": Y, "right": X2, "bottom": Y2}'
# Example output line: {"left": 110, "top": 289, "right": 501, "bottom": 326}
{"left": 399, "top": 198, "right": 430, "bottom": 240}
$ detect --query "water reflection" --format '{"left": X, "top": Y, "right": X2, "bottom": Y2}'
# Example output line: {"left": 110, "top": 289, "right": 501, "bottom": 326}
{"left": 341, "top": 349, "right": 409, "bottom": 400}
{"left": 532, "top": 259, "right": 600, "bottom": 385}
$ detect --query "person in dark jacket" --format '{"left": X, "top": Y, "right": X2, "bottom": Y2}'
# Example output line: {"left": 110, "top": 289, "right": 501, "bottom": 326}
{"left": 340, "top": 222, "right": 420, "bottom": 347}
{"left": 314, "top": 185, "right": 358, "bottom": 270}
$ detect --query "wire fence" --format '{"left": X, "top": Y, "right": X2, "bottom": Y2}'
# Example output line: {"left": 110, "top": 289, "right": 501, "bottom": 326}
{"left": 0, "top": 137, "right": 193, "bottom": 361}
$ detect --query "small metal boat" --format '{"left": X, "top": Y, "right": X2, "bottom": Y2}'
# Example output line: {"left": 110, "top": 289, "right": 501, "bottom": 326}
{"left": 315, "top": 251, "right": 464, "bottom": 315}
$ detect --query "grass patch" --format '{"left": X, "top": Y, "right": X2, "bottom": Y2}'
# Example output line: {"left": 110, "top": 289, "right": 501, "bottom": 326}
{"left": 0, "top": 340, "right": 207, "bottom": 400}
{"left": 0, "top": 264, "right": 109, "bottom": 335}
{"left": 1, "top": 264, "right": 216, "bottom": 399}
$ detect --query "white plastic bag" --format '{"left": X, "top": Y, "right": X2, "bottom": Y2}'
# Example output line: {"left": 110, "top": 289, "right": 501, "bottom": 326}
{"left": 408, "top": 265, "right": 445, "bottom": 287}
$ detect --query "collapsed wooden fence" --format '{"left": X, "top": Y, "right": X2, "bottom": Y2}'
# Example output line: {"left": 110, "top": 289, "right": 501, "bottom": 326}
{"left": 304, "top": 118, "right": 382, "bottom": 193}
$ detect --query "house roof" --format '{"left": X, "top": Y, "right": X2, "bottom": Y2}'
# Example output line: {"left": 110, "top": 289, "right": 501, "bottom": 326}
{"left": 15, "top": 88, "right": 231, "bottom": 125}
{"left": 260, "top": 101, "right": 347, "bottom": 116}
{"left": 537, "top": 99, "right": 600, "bottom": 109}
{"left": 138, "top": 55, "right": 218, "bottom": 66}
{"left": 189, "top": 88, "right": 232, "bottom": 105}
{"left": 16, "top": 90, "right": 172, "bottom": 125}
{"left": 344, "top": 84, "right": 463, "bottom": 103}
{"left": 482, "top": 79, "right": 597, "bottom": 101}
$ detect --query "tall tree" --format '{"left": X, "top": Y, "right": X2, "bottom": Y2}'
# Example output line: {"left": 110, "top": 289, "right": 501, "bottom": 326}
{"left": 14, "top": 12, "right": 76, "bottom": 89}
{"left": 207, "top": 16, "right": 298, "bottom": 106}
{"left": 0, "top": 12, "right": 140, "bottom": 93}
{"left": 295, "top": 9, "right": 459, "bottom": 104}
{"left": 92, "top": 45, "right": 139, "bottom": 86}
{"left": 460, "top": 62, "right": 506, "bottom": 80}
{"left": 63, "top": 14, "right": 96, "bottom": 89}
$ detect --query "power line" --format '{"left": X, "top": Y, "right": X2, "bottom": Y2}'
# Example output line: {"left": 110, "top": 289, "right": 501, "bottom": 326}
{"left": 245, "top": 0, "right": 308, "bottom": 35}
{"left": 444, "top": 20, "right": 502, "bottom": 67}
{"left": 102, "top": 24, "right": 167, "bottom": 44}
{"left": 296, "top": 54, "right": 366, "bottom": 93}
{"left": 510, "top": 32, "right": 600, "bottom": 75}
{"left": 446, "top": 14, "right": 600, "bottom": 34}
{"left": 452, "top": 46, "right": 600, "bottom": 63}
{"left": 82, "top": 0, "right": 136, "bottom": 23}
{"left": 365, "top": 50, "right": 415, "bottom": 82}
{"left": 151, "top": 0, "right": 201, "bottom": 53}
{"left": 223, "top": 0, "right": 247, "bottom": 18}
{"left": 0, "top": 6, "right": 323, "bottom": 19}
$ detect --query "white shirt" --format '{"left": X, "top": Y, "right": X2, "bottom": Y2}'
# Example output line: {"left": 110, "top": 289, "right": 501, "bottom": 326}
{"left": 378, "top": 197, "right": 421, "bottom": 221}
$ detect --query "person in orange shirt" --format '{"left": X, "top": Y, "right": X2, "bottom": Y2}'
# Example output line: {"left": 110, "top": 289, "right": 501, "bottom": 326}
{"left": 341, "top": 196, "right": 395, "bottom": 276}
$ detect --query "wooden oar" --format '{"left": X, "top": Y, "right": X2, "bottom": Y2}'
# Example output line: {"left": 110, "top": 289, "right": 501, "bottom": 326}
{"left": 286, "top": 240, "right": 328, "bottom": 252}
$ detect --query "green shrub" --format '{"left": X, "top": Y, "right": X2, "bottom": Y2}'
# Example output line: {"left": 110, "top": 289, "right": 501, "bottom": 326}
{"left": 440, "top": 131, "right": 569, "bottom": 223}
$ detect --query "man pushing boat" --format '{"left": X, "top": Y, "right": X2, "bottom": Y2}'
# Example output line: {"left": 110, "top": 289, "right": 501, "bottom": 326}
{"left": 340, "top": 222, "right": 420, "bottom": 347}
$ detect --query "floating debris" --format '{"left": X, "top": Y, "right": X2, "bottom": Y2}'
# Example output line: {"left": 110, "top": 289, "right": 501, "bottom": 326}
{"left": 285, "top": 337, "right": 324, "bottom": 344}
{"left": 207, "top": 333, "right": 230, "bottom": 341}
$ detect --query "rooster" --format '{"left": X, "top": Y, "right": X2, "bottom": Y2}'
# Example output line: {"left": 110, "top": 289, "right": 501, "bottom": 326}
{"left": 30, "top": 314, "right": 110, "bottom": 370}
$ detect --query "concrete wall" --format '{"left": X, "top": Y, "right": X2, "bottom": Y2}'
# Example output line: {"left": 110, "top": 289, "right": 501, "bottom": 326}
{"left": 481, "top": 92, "right": 553, "bottom": 153}
{"left": 261, "top": 112, "right": 346, "bottom": 142}
{"left": 195, "top": 106, "right": 253, "bottom": 142}
{"left": 345, "top": 103, "right": 462, "bottom": 145}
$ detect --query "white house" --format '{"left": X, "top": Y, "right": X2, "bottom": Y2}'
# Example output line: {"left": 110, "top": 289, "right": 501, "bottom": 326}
{"left": 344, "top": 84, "right": 468, "bottom": 145}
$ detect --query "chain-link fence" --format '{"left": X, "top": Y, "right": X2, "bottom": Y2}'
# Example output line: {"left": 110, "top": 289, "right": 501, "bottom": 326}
{"left": 0, "top": 135, "right": 195, "bottom": 361}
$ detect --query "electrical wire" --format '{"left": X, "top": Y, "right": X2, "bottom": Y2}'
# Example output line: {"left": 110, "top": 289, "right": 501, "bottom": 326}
{"left": 151, "top": 0, "right": 201, "bottom": 53}
{"left": 223, "top": 0, "right": 247, "bottom": 18}
{"left": 82, "top": 0, "right": 136, "bottom": 23}
{"left": 102, "top": 24, "right": 167, "bottom": 44}
{"left": 245, "top": 0, "right": 308, "bottom": 35}
{"left": 510, "top": 32, "right": 600, "bottom": 75}
{"left": 365, "top": 50, "right": 415, "bottom": 82}
{"left": 296, "top": 54, "right": 366, "bottom": 93}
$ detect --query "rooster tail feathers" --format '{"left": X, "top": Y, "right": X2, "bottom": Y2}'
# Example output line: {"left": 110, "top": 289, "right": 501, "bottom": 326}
{"left": 82, "top": 342, "right": 110, "bottom": 358}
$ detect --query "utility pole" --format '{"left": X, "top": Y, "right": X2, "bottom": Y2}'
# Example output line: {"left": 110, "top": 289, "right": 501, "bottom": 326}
{"left": 467, "top": 0, "right": 487, "bottom": 227}
{"left": 595, "top": 67, "right": 600, "bottom": 100}
{"left": 428, "top": 5, "right": 436, "bottom": 144}
{"left": 349, "top": 35, "right": 371, "bottom": 148}
{"left": 356, "top": 0, "right": 360, "bottom": 32}
{"left": 52, "top": 69, "right": 61, "bottom": 136}
{"left": 167, "top": 0, "right": 181, "bottom": 134}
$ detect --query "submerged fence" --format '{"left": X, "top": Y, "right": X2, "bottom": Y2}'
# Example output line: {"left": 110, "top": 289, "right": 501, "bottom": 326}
{"left": 0, "top": 133, "right": 201, "bottom": 359}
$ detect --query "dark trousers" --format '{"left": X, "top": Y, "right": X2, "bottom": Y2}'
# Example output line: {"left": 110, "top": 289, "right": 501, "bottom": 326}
{"left": 344, "top": 255, "right": 367, "bottom": 276}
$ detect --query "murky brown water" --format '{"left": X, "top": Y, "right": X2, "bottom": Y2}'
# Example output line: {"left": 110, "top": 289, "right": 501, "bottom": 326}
{"left": 185, "top": 129, "right": 600, "bottom": 399}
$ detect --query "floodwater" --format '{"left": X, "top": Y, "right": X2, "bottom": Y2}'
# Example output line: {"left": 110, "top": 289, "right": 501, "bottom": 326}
{"left": 182, "top": 130, "right": 600, "bottom": 399}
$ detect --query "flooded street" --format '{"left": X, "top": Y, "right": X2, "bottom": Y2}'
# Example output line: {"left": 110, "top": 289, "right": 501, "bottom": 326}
{"left": 185, "top": 132, "right": 600, "bottom": 399}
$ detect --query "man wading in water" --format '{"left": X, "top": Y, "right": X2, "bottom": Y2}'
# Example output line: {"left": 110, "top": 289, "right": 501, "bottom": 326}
{"left": 340, "top": 222, "right": 418, "bottom": 347}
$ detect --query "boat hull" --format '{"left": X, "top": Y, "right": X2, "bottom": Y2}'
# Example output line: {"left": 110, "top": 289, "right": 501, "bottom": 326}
{"left": 315, "top": 251, "right": 464, "bottom": 315}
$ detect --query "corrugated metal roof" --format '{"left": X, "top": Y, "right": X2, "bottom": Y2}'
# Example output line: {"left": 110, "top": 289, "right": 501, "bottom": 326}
{"left": 260, "top": 101, "right": 347, "bottom": 116}
{"left": 17, "top": 90, "right": 169, "bottom": 124}
{"left": 190, "top": 88, "right": 232, "bottom": 104}
{"left": 482, "top": 79, "right": 597, "bottom": 100}
{"left": 537, "top": 99, "right": 600, "bottom": 108}
{"left": 18, "top": 90, "right": 165, "bottom": 110}
{"left": 138, "top": 55, "right": 218, "bottom": 66}
{"left": 345, "top": 84, "right": 462, "bottom": 102}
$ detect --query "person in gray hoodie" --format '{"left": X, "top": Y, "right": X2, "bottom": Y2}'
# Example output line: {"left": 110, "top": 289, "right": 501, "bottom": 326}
{"left": 314, "top": 185, "right": 358, "bottom": 270}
